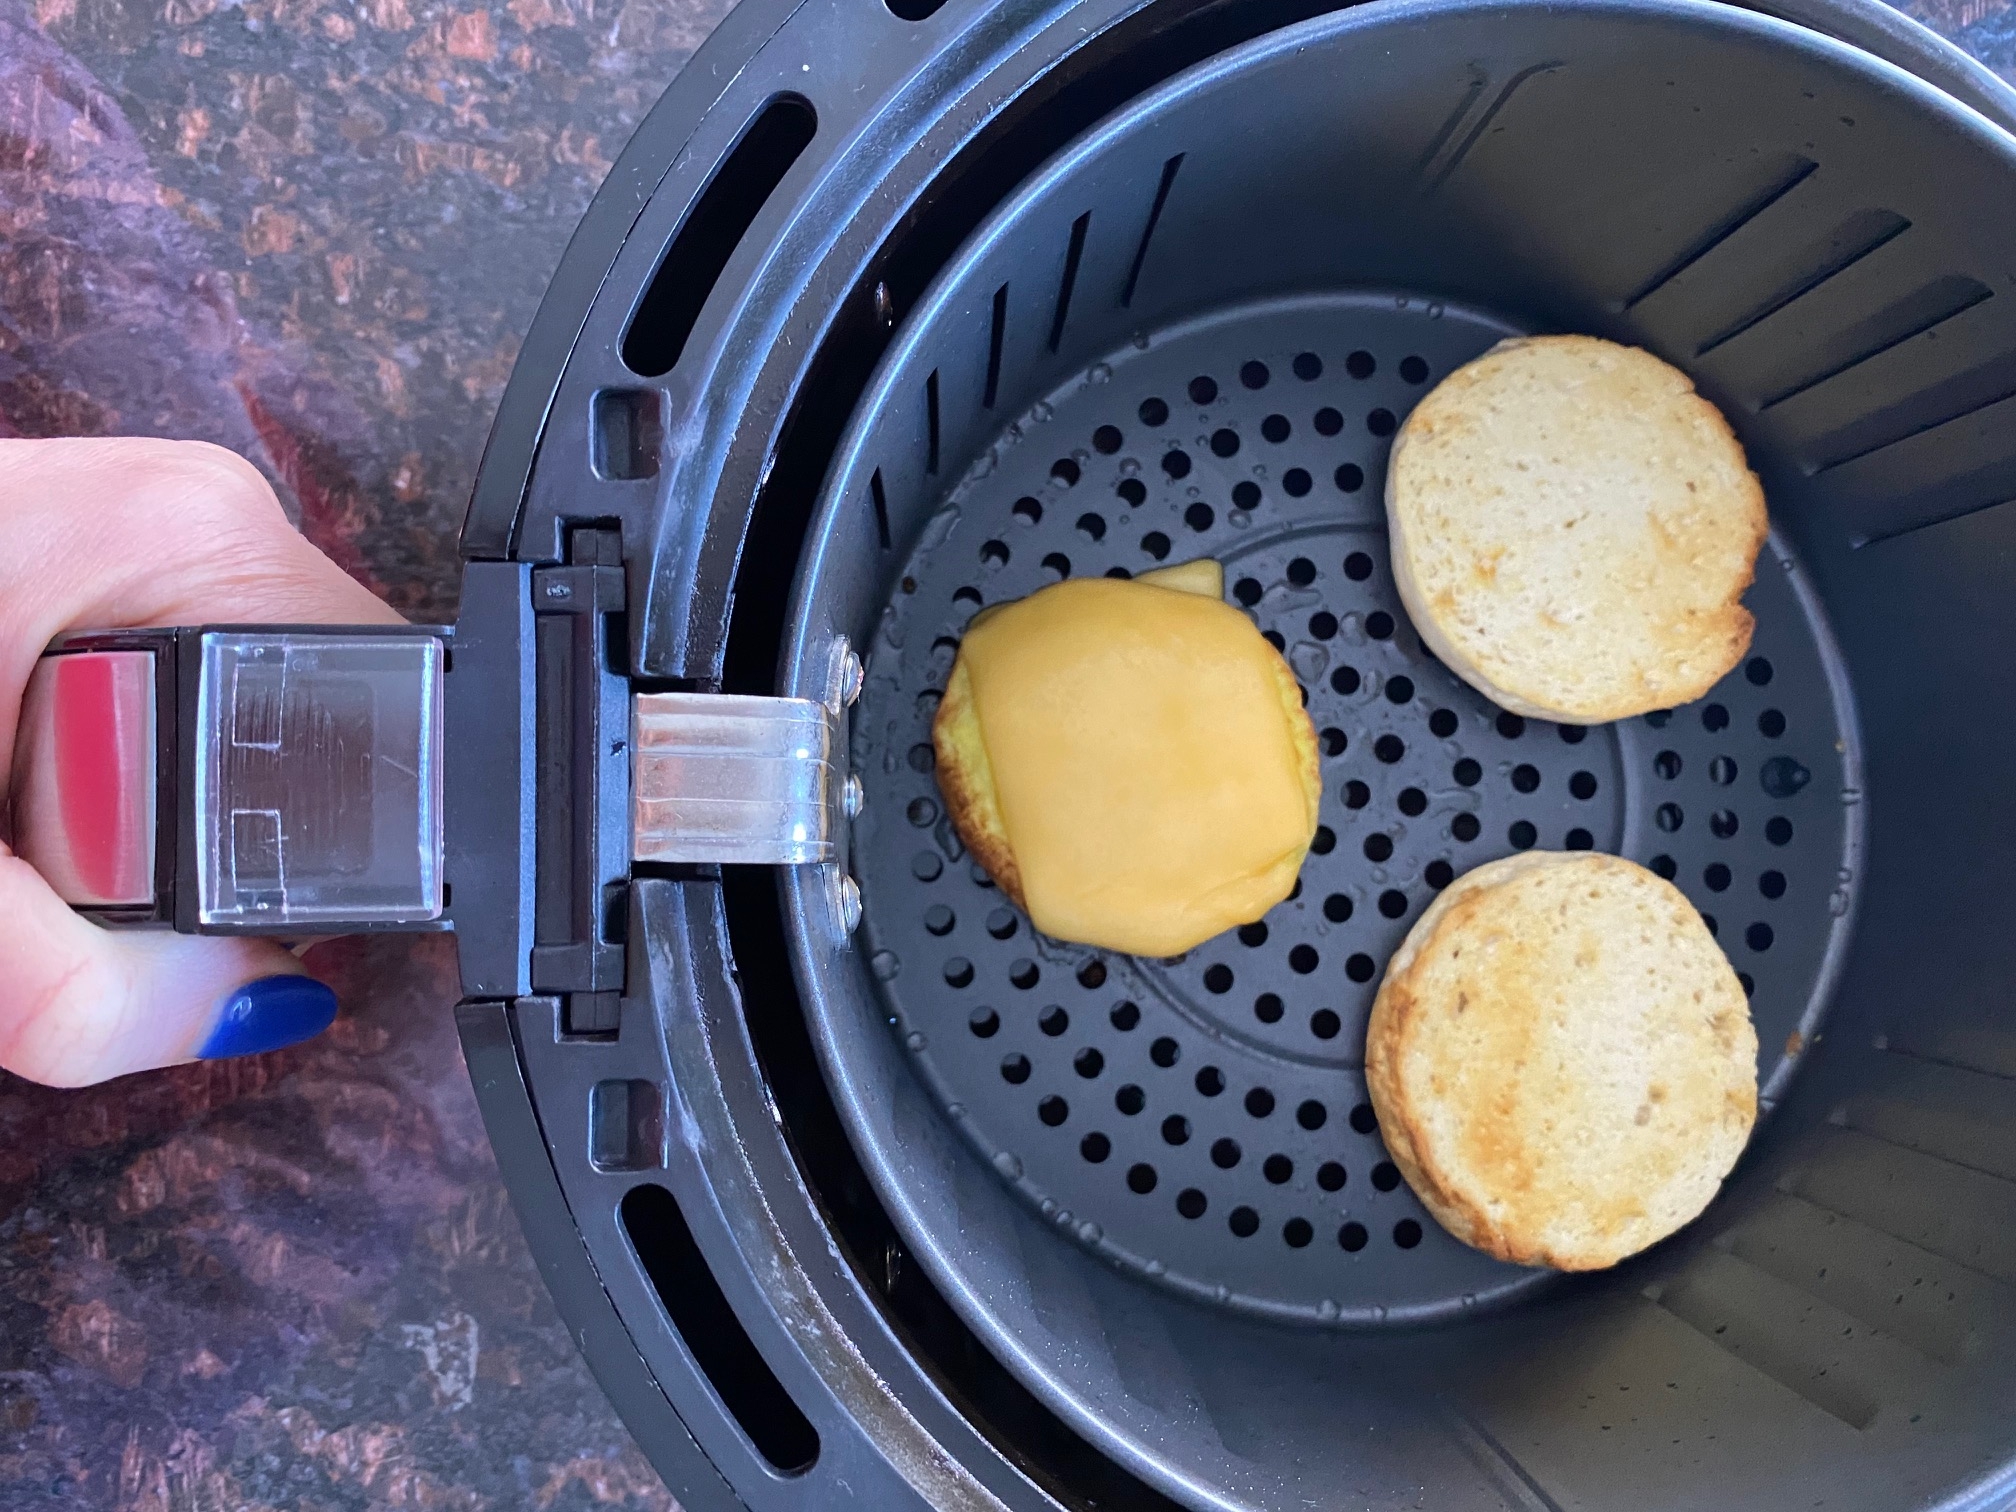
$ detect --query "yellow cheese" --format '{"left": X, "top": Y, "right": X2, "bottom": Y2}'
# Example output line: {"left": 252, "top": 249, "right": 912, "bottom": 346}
{"left": 932, "top": 565, "right": 1319, "bottom": 957}
{"left": 1136, "top": 557, "right": 1224, "bottom": 597}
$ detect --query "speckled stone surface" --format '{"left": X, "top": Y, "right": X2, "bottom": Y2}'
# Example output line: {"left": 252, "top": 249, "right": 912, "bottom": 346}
{"left": 1907, "top": 0, "right": 2016, "bottom": 78}
{"left": 0, "top": 0, "right": 731, "bottom": 1504}
{"left": 0, "top": 0, "right": 2008, "bottom": 1506}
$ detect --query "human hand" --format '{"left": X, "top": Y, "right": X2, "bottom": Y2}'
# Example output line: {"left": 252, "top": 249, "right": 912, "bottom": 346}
{"left": 0, "top": 437, "right": 399, "bottom": 1086}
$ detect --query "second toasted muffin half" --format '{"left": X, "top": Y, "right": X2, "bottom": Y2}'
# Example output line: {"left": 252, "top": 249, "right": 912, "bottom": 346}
{"left": 1366, "top": 851, "right": 1758, "bottom": 1270}
{"left": 1387, "top": 335, "right": 1767, "bottom": 724}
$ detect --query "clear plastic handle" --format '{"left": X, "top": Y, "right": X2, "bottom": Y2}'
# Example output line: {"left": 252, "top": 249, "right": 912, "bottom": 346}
{"left": 194, "top": 633, "right": 444, "bottom": 927}
{"left": 10, "top": 627, "right": 446, "bottom": 931}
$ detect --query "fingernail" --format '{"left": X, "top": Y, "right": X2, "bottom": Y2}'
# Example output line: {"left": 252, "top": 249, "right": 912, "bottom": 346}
{"left": 198, "top": 975, "right": 338, "bottom": 1060}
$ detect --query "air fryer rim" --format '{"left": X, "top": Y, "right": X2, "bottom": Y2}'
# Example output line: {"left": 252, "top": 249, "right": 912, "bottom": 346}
{"left": 779, "top": 1, "right": 1999, "bottom": 1501}
{"left": 457, "top": 0, "right": 2016, "bottom": 1507}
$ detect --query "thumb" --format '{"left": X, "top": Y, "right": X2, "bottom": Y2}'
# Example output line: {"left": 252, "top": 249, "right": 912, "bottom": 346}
{"left": 0, "top": 847, "right": 334, "bottom": 1086}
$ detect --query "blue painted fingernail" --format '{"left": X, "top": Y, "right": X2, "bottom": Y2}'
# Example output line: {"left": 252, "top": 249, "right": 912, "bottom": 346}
{"left": 198, "top": 975, "right": 338, "bottom": 1060}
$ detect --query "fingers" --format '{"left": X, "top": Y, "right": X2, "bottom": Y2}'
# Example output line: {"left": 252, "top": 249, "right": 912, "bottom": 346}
{"left": 0, "top": 437, "right": 398, "bottom": 790}
{"left": 0, "top": 437, "right": 389, "bottom": 1085}
{"left": 0, "top": 849, "right": 334, "bottom": 1086}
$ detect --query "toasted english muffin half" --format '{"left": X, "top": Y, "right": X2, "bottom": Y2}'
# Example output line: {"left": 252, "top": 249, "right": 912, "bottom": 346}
{"left": 1387, "top": 335, "right": 1767, "bottom": 723}
{"left": 1366, "top": 851, "right": 1757, "bottom": 1270}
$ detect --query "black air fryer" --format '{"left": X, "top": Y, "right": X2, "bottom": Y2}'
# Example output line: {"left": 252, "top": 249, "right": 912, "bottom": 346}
{"left": 24, "top": 0, "right": 2016, "bottom": 1505}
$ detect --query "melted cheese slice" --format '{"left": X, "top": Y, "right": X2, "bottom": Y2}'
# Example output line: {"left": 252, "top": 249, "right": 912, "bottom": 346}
{"left": 945, "top": 565, "right": 1319, "bottom": 957}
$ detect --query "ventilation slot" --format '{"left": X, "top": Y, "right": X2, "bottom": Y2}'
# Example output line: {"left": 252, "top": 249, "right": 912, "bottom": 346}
{"left": 1423, "top": 61, "right": 1562, "bottom": 193}
{"left": 1448, "top": 1409, "right": 1568, "bottom": 1512}
{"left": 1646, "top": 1253, "right": 1887, "bottom": 1430}
{"left": 590, "top": 389, "right": 664, "bottom": 480}
{"left": 1881, "top": 1024, "right": 2016, "bottom": 1080}
{"left": 1786, "top": 1129, "right": 2016, "bottom": 1287}
{"left": 1855, "top": 486, "right": 2016, "bottom": 549}
{"left": 925, "top": 369, "right": 941, "bottom": 473}
{"left": 1721, "top": 1193, "right": 1996, "bottom": 1367}
{"left": 621, "top": 95, "right": 818, "bottom": 379}
{"left": 1696, "top": 209, "right": 1910, "bottom": 356}
{"left": 1050, "top": 213, "right": 1091, "bottom": 351}
{"left": 1624, "top": 156, "right": 1817, "bottom": 311}
{"left": 1761, "top": 275, "right": 1992, "bottom": 409}
{"left": 869, "top": 468, "right": 892, "bottom": 550}
{"left": 1122, "top": 154, "right": 1184, "bottom": 308}
{"left": 620, "top": 1183, "right": 821, "bottom": 1473}
{"left": 984, "top": 284, "right": 1007, "bottom": 408}
{"left": 1414, "top": 66, "right": 1488, "bottom": 181}
{"left": 1817, "top": 363, "right": 2016, "bottom": 473}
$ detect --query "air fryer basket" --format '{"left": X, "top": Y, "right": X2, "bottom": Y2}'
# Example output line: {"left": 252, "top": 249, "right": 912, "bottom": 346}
{"left": 454, "top": 0, "right": 2016, "bottom": 1506}
{"left": 839, "top": 288, "right": 1859, "bottom": 1328}
{"left": 784, "top": 1, "right": 2016, "bottom": 1505}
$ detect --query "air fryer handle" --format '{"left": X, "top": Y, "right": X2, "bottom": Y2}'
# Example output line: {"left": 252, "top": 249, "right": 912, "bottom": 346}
{"left": 11, "top": 620, "right": 869, "bottom": 947}
{"left": 9, "top": 626, "right": 449, "bottom": 934}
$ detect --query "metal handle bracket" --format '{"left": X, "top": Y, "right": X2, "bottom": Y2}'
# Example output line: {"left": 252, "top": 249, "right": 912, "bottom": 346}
{"left": 630, "top": 640, "right": 865, "bottom": 936}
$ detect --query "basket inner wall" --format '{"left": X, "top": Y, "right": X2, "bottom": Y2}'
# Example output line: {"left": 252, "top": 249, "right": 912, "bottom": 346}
{"left": 782, "top": 5, "right": 2016, "bottom": 1508}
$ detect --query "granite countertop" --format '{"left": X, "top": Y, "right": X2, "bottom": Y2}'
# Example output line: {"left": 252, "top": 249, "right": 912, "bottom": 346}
{"left": 0, "top": 0, "right": 2009, "bottom": 1507}
{"left": 0, "top": 0, "right": 732, "bottom": 1503}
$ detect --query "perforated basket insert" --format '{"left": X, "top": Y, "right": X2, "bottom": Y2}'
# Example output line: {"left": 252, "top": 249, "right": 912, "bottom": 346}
{"left": 849, "top": 291, "right": 1858, "bottom": 1326}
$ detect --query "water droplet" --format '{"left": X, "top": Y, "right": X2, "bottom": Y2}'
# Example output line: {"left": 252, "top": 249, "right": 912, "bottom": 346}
{"left": 871, "top": 950, "right": 900, "bottom": 981}
{"left": 1288, "top": 644, "right": 1328, "bottom": 682}
{"left": 1213, "top": 1285, "right": 1230, "bottom": 1303}
{"left": 1088, "top": 362, "right": 1112, "bottom": 384}
{"left": 994, "top": 1151, "right": 1023, "bottom": 1179}
{"left": 1030, "top": 400, "right": 1053, "bottom": 423}
{"left": 1077, "top": 1220, "right": 1102, "bottom": 1243}
{"left": 946, "top": 1102, "right": 964, "bottom": 1118}
{"left": 1427, "top": 301, "right": 1445, "bottom": 318}
{"left": 1760, "top": 755, "right": 1810, "bottom": 798}
{"left": 905, "top": 1031, "right": 926, "bottom": 1051}
{"left": 1144, "top": 1258, "right": 1165, "bottom": 1276}
{"left": 1119, "top": 456, "right": 1141, "bottom": 476}
{"left": 1829, "top": 889, "right": 1851, "bottom": 917}
{"left": 1039, "top": 1198, "right": 1057, "bottom": 1217}
{"left": 1317, "top": 1299, "right": 1339, "bottom": 1322}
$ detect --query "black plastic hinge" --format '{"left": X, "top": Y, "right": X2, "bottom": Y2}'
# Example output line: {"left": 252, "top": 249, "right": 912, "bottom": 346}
{"left": 530, "top": 527, "right": 632, "bottom": 1017}
{"left": 531, "top": 563, "right": 626, "bottom": 615}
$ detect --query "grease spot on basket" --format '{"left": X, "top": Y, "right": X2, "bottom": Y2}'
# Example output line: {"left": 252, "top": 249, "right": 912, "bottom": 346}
{"left": 1762, "top": 755, "right": 1811, "bottom": 798}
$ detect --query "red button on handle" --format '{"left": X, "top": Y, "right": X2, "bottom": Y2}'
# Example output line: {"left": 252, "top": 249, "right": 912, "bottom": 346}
{"left": 11, "top": 650, "right": 158, "bottom": 909}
